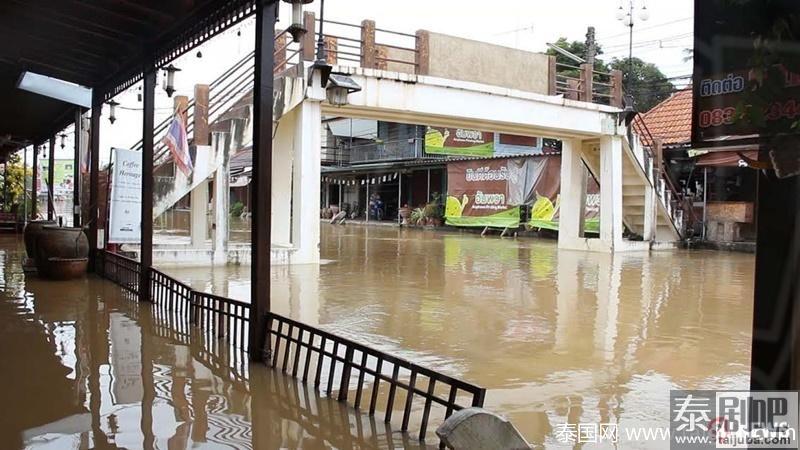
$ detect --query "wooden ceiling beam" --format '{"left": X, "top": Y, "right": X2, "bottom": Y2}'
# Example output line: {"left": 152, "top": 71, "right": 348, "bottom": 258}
{"left": 70, "top": 0, "right": 157, "bottom": 30}
{"left": 0, "top": 7, "right": 135, "bottom": 48}
{"left": 105, "top": 0, "right": 176, "bottom": 24}
{"left": 9, "top": 0, "right": 141, "bottom": 41}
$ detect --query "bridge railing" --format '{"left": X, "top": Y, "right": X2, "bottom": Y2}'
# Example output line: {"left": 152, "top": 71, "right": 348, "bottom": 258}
{"left": 552, "top": 60, "right": 624, "bottom": 107}
{"left": 96, "top": 249, "right": 487, "bottom": 444}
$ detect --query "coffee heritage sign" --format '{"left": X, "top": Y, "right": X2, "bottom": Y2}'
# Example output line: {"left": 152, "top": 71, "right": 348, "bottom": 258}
{"left": 108, "top": 148, "right": 142, "bottom": 244}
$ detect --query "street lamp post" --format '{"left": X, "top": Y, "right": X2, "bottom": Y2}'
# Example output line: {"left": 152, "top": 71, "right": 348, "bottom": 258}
{"left": 616, "top": 0, "right": 649, "bottom": 104}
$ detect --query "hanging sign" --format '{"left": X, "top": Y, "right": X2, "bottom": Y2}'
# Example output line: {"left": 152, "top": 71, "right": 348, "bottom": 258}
{"left": 108, "top": 148, "right": 142, "bottom": 244}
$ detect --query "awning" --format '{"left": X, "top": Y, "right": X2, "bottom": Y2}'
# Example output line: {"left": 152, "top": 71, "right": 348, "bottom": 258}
{"left": 695, "top": 150, "right": 759, "bottom": 167}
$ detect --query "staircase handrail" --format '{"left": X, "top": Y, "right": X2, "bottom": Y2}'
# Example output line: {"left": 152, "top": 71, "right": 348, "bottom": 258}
{"left": 630, "top": 113, "right": 697, "bottom": 230}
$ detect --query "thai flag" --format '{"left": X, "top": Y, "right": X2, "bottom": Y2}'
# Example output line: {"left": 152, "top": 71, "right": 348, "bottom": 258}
{"left": 162, "top": 115, "right": 193, "bottom": 176}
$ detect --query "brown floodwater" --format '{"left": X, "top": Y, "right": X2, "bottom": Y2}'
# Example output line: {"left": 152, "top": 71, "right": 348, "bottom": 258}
{"left": 165, "top": 223, "right": 756, "bottom": 448}
{"left": 0, "top": 224, "right": 755, "bottom": 449}
{"left": 0, "top": 235, "right": 410, "bottom": 450}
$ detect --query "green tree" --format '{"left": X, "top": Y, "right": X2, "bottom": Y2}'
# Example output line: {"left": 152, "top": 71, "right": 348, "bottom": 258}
{"left": 609, "top": 57, "right": 673, "bottom": 112}
{"left": 2, "top": 152, "right": 32, "bottom": 215}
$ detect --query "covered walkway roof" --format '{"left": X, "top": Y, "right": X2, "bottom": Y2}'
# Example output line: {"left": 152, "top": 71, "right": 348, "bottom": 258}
{"left": 0, "top": 0, "right": 254, "bottom": 158}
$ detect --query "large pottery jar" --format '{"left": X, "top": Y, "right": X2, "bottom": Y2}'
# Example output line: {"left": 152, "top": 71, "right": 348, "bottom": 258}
{"left": 23, "top": 220, "right": 57, "bottom": 261}
{"left": 35, "top": 226, "right": 90, "bottom": 280}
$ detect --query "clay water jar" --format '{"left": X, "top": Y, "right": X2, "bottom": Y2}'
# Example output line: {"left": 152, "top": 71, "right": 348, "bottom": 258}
{"left": 23, "top": 220, "right": 57, "bottom": 260}
{"left": 35, "top": 226, "right": 90, "bottom": 279}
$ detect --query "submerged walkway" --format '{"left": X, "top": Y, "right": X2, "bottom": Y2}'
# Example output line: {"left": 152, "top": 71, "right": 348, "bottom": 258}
{"left": 0, "top": 235, "right": 432, "bottom": 449}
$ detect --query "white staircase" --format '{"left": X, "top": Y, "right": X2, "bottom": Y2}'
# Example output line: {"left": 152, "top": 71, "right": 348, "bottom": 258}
{"left": 580, "top": 123, "right": 684, "bottom": 243}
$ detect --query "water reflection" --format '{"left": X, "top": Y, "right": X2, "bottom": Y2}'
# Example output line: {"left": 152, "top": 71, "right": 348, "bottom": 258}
{"left": 167, "top": 224, "right": 754, "bottom": 447}
{"left": 0, "top": 236, "right": 414, "bottom": 449}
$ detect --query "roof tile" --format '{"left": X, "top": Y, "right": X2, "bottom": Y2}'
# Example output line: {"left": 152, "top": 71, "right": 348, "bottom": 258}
{"left": 641, "top": 88, "right": 692, "bottom": 147}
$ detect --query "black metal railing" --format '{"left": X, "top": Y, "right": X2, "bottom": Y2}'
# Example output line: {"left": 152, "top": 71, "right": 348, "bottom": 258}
{"left": 266, "top": 313, "right": 486, "bottom": 443}
{"left": 192, "top": 290, "right": 251, "bottom": 353}
{"left": 97, "top": 249, "right": 486, "bottom": 444}
{"left": 99, "top": 250, "right": 140, "bottom": 295}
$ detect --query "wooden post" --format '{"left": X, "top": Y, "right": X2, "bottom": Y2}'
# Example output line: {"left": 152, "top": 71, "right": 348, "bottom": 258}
{"left": 610, "top": 69, "right": 624, "bottom": 108}
{"left": 274, "top": 29, "right": 288, "bottom": 73}
{"left": 47, "top": 137, "right": 55, "bottom": 220}
{"left": 415, "top": 30, "right": 430, "bottom": 76}
{"left": 73, "top": 108, "right": 82, "bottom": 227}
{"left": 31, "top": 144, "right": 38, "bottom": 220}
{"left": 250, "top": 0, "right": 277, "bottom": 362}
{"left": 360, "top": 20, "right": 376, "bottom": 69}
{"left": 193, "top": 85, "right": 210, "bottom": 146}
{"left": 566, "top": 79, "right": 579, "bottom": 101}
{"left": 580, "top": 63, "right": 593, "bottom": 103}
{"left": 88, "top": 93, "right": 101, "bottom": 271}
{"left": 140, "top": 64, "right": 156, "bottom": 303}
{"left": 301, "top": 11, "right": 316, "bottom": 61}
{"left": 548, "top": 55, "right": 557, "bottom": 96}
{"left": 324, "top": 36, "right": 338, "bottom": 65}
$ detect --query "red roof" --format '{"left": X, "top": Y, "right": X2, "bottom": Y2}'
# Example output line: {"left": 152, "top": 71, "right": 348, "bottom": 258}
{"left": 641, "top": 88, "right": 692, "bottom": 147}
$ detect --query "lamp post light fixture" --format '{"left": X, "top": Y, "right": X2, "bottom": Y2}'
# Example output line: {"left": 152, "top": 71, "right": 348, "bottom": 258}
{"left": 107, "top": 99, "right": 119, "bottom": 124}
{"left": 283, "top": 0, "right": 313, "bottom": 42}
{"left": 162, "top": 64, "right": 181, "bottom": 97}
{"left": 325, "top": 74, "right": 361, "bottom": 106}
{"left": 616, "top": 0, "right": 649, "bottom": 104}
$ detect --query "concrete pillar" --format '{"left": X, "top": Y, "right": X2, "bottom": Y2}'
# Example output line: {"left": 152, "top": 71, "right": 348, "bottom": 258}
{"left": 566, "top": 79, "right": 579, "bottom": 101}
{"left": 600, "top": 135, "right": 624, "bottom": 251}
{"left": 193, "top": 85, "right": 210, "bottom": 146}
{"left": 212, "top": 131, "right": 229, "bottom": 264}
{"left": 610, "top": 69, "right": 624, "bottom": 108}
{"left": 580, "top": 63, "right": 593, "bottom": 102}
{"left": 291, "top": 99, "right": 322, "bottom": 264}
{"left": 190, "top": 179, "right": 208, "bottom": 248}
{"left": 415, "top": 30, "right": 430, "bottom": 75}
{"left": 360, "top": 20, "right": 376, "bottom": 69}
{"left": 274, "top": 30, "right": 289, "bottom": 73}
{"left": 324, "top": 36, "right": 338, "bottom": 65}
{"left": 557, "top": 139, "right": 586, "bottom": 248}
{"left": 301, "top": 11, "right": 316, "bottom": 61}
{"left": 643, "top": 177, "right": 657, "bottom": 242}
{"left": 547, "top": 55, "right": 557, "bottom": 96}
{"left": 272, "top": 112, "right": 293, "bottom": 246}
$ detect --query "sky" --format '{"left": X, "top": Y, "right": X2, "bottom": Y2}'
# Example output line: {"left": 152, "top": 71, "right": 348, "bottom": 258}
{"left": 35, "top": 0, "right": 694, "bottom": 164}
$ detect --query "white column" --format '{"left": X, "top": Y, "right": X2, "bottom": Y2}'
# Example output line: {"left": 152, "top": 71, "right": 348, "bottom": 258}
{"left": 290, "top": 99, "right": 322, "bottom": 264}
{"left": 599, "top": 135, "right": 624, "bottom": 251}
{"left": 272, "top": 110, "right": 294, "bottom": 246}
{"left": 643, "top": 182, "right": 657, "bottom": 242}
{"left": 190, "top": 179, "right": 208, "bottom": 248}
{"left": 558, "top": 138, "right": 586, "bottom": 249}
{"left": 212, "top": 131, "right": 229, "bottom": 264}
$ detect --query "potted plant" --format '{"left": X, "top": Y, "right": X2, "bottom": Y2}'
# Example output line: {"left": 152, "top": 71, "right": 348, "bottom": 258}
{"left": 398, "top": 204, "right": 412, "bottom": 225}
{"left": 410, "top": 207, "right": 424, "bottom": 226}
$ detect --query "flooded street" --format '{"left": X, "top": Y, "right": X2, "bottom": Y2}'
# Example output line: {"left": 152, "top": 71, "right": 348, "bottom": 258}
{"left": 166, "top": 223, "right": 756, "bottom": 447}
{"left": 0, "top": 235, "right": 407, "bottom": 450}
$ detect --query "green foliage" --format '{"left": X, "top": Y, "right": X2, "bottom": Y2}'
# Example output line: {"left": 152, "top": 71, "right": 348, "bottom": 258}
{"left": 230, "top": 201, "right": 245, "bottom": 217}
{"left": 609, "top": 57, "right": 673, "bottom": 112}
{"left": 410, "top": 207, "right": 424, "bottom": 225}
{"left": 2, "top": 153, "right": 31, "bottom": 213}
